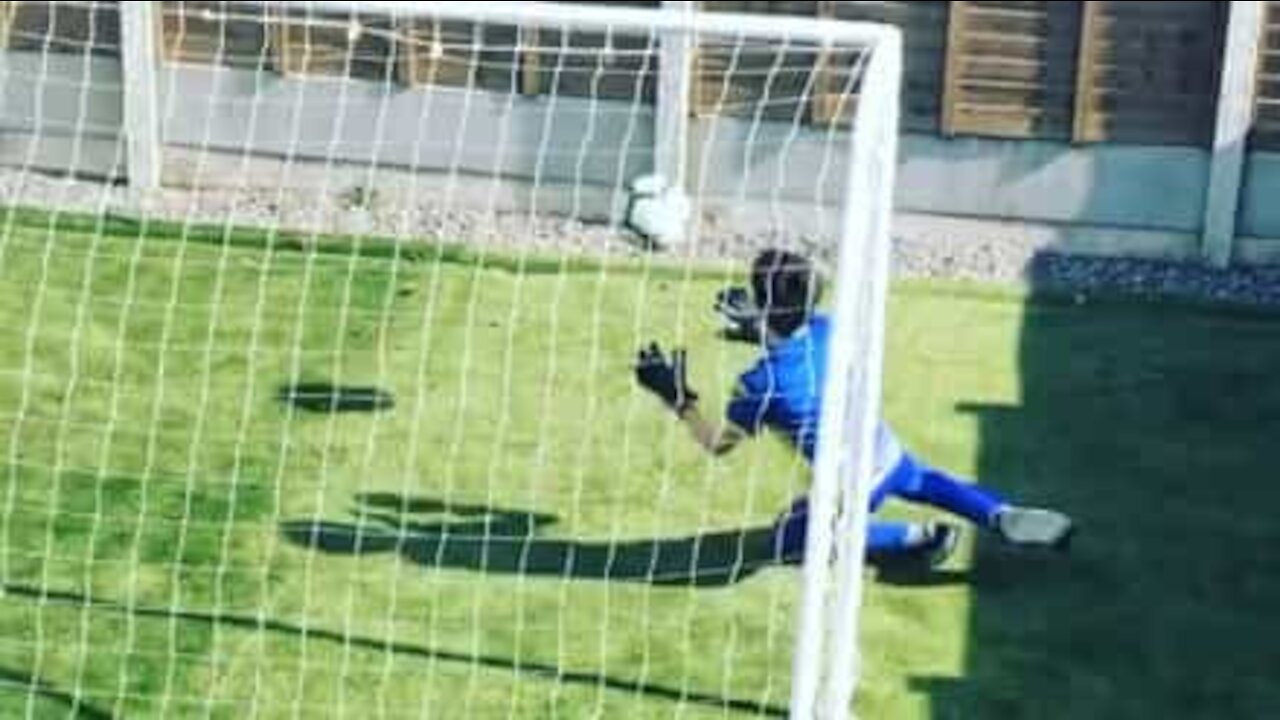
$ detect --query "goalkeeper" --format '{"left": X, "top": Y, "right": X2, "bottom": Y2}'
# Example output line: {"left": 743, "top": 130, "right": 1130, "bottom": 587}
{"left": 634, "top": 249, "right": 1074, "bottom": 567}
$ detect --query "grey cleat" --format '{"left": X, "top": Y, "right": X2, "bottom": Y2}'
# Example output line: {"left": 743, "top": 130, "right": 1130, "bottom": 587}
{"left": 995, "top": 507, "right": 1074, "bottom": 550}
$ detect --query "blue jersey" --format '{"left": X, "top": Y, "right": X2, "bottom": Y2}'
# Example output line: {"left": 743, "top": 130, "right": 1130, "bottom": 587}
{"left": 726, "top": 315, "right": 903, "bottom": 479}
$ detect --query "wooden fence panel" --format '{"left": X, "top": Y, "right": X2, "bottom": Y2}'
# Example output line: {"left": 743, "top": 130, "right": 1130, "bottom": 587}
{"left": 266, "top": 7, "right": 394, "bottom": 81}
{"left": 2, "top": 1, "right": 1245, "bottom": 151}
{"left": 1072, "top": 1, "right": 1225, "bottom": 146}
{"left": 941, "top": 1, "right": 1083, "bottom": 140}
{"left": 264, "top": 1, "right": 658, "bottom": 96}
{"left": 523, "top": 0, "right": 658, "bottom": 102}
{"left": 160, "top": 1, "right": 268, "bottom": 69}
{"left": 3, "top": 1, "right": 119, "bottom": 57}
{"left": 699, "top": 1, "right": 945, "bottom": 130}
{"left": 159, "top": 3, "right": 513, "bottom": 93}
{"left": 697, "top": 1, "right": 822, "bottom": 121}
{"left": 1255, "top": 1, "right": 1280, "bottom": 150}
{"left": 831, "top": 1, "right": 948, "bottom": 133}
{"left": 524, "top": 26, "right": 659, "bottom": 103}
{"left": 0, "top": 2, "right": 15, "bottom": 49}
{"left": 394, "top": 18, "right": 480, "bottom": 89}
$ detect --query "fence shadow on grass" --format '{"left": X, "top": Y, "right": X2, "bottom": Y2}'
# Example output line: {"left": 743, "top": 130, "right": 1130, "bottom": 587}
{"left": 914, "top": 263, "right": 1280, "bottom": 717}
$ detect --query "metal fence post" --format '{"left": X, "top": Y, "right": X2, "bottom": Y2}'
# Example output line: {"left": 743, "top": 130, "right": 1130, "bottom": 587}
{"left": 1204, "top": 1, "right": 1265, "bottom": 267}
{"left": 656, "top": 1, "right": 696, "bottom": 189}
{"left": 119, "top": 2, "right": 161, "bottom": 190}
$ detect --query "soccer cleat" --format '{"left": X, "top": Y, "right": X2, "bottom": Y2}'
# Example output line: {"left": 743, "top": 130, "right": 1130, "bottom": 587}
{"left": 915, "top": 522, "right": 960, "bottom": 568}
{"left": 995, "top": 507, "right": 1074, "bottom": 550}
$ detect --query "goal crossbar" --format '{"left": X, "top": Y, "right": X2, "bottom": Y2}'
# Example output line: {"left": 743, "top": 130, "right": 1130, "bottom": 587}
{"left": 251, "top": 0, "right": 901, "bottom": 50}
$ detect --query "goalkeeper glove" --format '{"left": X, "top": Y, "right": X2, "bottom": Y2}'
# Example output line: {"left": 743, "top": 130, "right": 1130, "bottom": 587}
{"left": 635, "top": 343, "right": 699, "bottom": 414}
{"left": 715, "top": 286, "right": 764, "bottom": 344}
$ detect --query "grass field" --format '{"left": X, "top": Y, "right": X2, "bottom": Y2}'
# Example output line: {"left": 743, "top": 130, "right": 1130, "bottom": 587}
{"left": 0, "top": 211, "right": 1278, "bottom": 719}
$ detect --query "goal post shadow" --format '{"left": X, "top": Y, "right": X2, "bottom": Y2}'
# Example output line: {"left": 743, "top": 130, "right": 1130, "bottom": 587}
{"left": 0, "top": 665, "right": 113, "bottom": 720}
{"left": 0, "top": 580, "right": 787, "bottom": 718}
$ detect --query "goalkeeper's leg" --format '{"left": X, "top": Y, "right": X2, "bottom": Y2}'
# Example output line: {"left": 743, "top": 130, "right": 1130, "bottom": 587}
{"left": 770, "top": 497, "right": 959, "bottom": 568}
{"left": 874, "top": 454, "right": 1073, "bottom": 550}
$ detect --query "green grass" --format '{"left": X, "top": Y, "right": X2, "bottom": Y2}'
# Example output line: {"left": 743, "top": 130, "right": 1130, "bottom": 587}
{"left": 0, "top": 209, "right": 1278, "bottom": 718}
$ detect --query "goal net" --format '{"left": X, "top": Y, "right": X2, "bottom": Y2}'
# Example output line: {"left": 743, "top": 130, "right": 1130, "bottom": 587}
{"left": 0, "top": 1, "right": 900, "bottom": 717}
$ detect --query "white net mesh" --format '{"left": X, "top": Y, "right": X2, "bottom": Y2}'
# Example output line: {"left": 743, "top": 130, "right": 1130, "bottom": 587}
{"left": 0, "top": 2, "right": 897, "bottom": 717}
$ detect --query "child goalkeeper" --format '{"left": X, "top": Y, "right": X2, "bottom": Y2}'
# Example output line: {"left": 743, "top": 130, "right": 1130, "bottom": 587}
{"left": 634, "top": 249, "right": 1074, "bottom": 567}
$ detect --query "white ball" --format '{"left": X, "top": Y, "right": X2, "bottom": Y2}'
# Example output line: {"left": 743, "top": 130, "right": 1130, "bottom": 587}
{"left": 626, "top": 174, "right": 690, "bottom": 247}
{"left": 629, "top": 173, "right": 669, "bottom": 197}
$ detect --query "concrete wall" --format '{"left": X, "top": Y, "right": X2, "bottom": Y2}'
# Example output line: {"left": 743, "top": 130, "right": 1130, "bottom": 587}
{"left": 2, "top": 52, "right": 1279, "bottom": 262}
{"left": 897, "top": 137, "right": 1208, "bottom": 233}
{"left": 1241, "top": 151, "right": 1280, "bottom": 238}
{"left": 0, "top": 51, "right": 124, "bottom": 175}
{"left": 1235, "top": 151, "right": 1280, "bottom": 264}
{"left": 158, "top": 65, "right": 654, "bottom": 190}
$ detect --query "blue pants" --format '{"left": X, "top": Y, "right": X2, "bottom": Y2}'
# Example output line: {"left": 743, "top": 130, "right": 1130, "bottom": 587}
{"left": 771, "top": 453, "right": 1006, "bottom": 558}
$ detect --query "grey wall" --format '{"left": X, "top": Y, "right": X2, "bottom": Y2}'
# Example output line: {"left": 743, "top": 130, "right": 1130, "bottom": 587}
{"left": 0, "top": 51, "right": 123, "bottom": 175}
{"left": 158, "top": 65, "right": 654, "bottom": 189}
{"left": 896, "top": 137, "right": 1208, "bottom": 233}
{"left": 4, "top": 52, "right": 1280, "bottom": 255}
{"left": 1240, "top": 151, "right": 1280, "bottom": 239}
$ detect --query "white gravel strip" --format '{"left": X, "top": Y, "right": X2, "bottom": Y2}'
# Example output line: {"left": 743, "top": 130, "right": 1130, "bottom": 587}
{"left": 3, "top": 168, "right": 1279, "bottom": 307}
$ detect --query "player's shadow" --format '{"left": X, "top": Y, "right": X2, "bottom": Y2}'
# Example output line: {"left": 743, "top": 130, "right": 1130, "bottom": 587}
{"left": 281, "top": 493, "right": 782, "bottom": 587}
{"left": 282, "top": 493, "right": 975, "bottom": 589}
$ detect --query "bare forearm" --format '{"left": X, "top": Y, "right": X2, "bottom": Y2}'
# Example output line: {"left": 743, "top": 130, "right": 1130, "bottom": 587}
{"left": 631, "top": 342, "right": 746, "bottom": 456}
{"left": 678, "top": 404, "right": 744, "bottom": 456}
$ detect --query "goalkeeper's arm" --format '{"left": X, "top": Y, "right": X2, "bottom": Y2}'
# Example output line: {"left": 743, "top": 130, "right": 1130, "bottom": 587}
{"left": 634, "top": 343, "right": 747, "bottom": 457}
{"left": 676, "top": 403, "right": 747, "bottom": 457}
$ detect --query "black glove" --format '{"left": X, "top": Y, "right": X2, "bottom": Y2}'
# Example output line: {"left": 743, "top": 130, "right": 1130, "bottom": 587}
{"left": 635, "top": 343, "right": 699, "bottom": 414}
{"left": 715, "top": 286, "right": 763, "bottom": 344}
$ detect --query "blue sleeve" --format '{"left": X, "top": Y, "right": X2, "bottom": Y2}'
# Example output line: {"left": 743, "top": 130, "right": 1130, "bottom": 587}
{"left": 726, "top": 363, "right": 774, "bottom": 434}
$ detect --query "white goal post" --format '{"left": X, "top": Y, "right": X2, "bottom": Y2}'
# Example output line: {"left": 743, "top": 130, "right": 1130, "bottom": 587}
{"left": 0, "top": 1, "right": 901, "bottom": 717}
{"left": 301, "top": 7, "right": 902, "bottom": 716}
